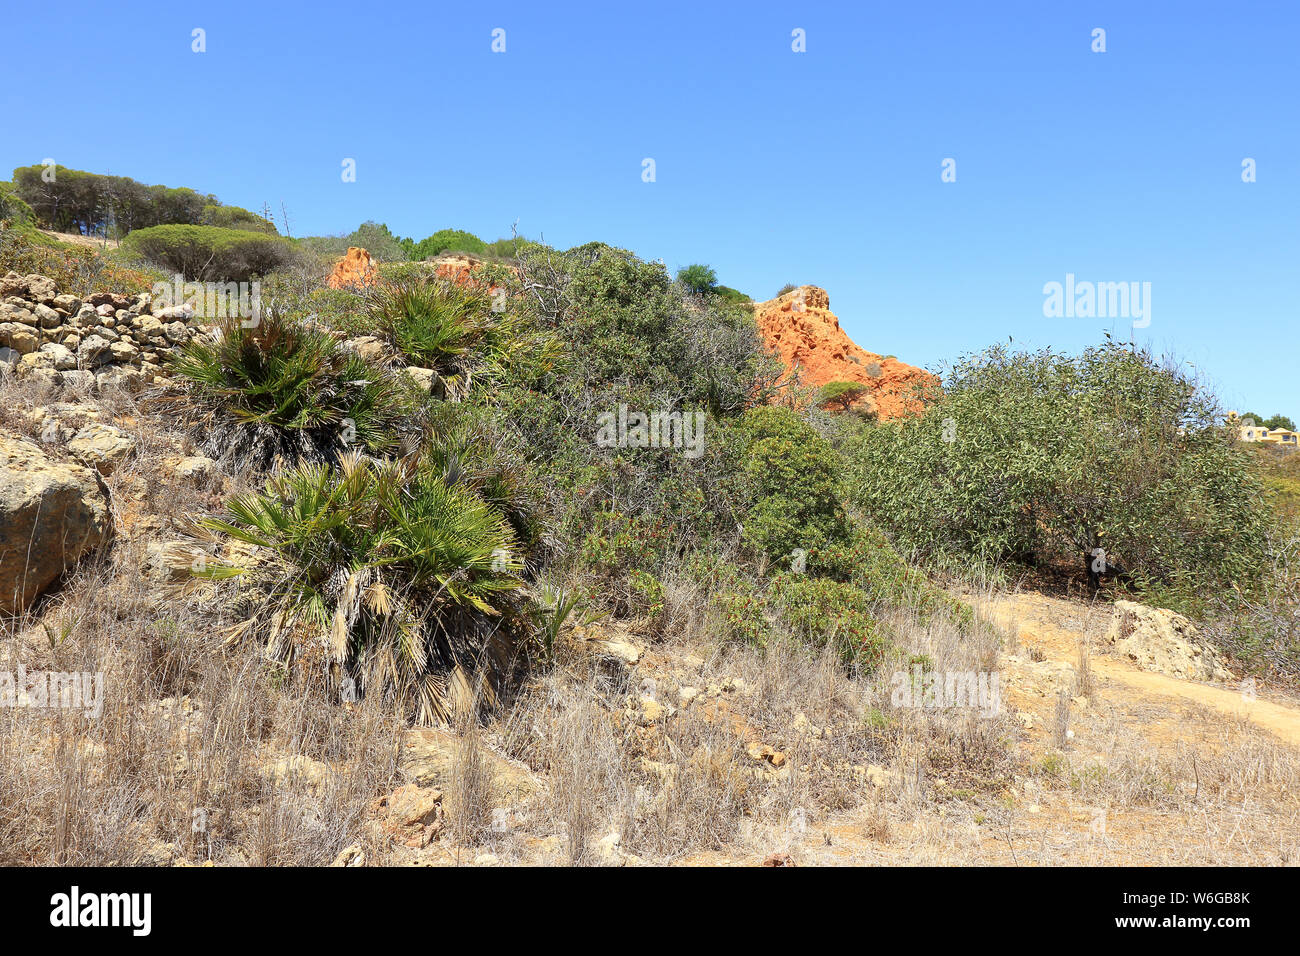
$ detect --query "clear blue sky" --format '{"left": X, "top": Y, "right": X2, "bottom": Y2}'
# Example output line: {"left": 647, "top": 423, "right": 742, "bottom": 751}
{"left": 5, "top": 1, "right": 1297, "bottom": 416}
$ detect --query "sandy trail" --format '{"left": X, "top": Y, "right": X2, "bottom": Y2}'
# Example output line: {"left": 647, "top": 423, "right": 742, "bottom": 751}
{"left": 987, "top": 591, "right": 1300, "bottom": 747}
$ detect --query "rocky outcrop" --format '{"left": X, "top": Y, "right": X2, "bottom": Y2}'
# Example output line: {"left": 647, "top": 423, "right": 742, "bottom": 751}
{"left": 751, "top": 286, "right": 936, "bottom": 420}
{"left": 326, "top": 247, "right": 379, "bottom": 290}
{"left": 0, "top": 272, "right": 209, "bottom": 391}
{"left": 1106, "top": 600, "right": 1233, "bottom": 682}
{"left": 0, "top": 432, "right": 111, "bottom": 614}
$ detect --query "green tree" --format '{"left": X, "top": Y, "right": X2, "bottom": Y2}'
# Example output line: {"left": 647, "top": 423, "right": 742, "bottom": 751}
{"left": 820, "top": 380, "right": 869, "bottom": 411}
{"left": 676, "top": 263, "right": 717, "bottom": 295}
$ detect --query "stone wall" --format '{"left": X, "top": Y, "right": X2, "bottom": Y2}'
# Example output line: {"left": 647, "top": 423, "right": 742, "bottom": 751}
{"left": 0, "top": 271, "right": 207, "bottom": 390}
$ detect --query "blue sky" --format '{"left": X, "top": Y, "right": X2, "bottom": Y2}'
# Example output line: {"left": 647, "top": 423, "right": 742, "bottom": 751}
{"left": 5, "top": 0, "right": 1297, "bottom": 416}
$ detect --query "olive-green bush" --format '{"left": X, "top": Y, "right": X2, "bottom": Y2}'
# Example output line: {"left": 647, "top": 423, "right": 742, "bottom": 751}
{"left": 122, "top": 224, "right": 296, "bottom": 281}
{"left": 848, "top": 342, "right": 1270, "bottom": 592}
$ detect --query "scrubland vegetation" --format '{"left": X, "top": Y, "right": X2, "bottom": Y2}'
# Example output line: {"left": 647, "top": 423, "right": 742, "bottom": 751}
{"left": 1, "top": 168, "right": 1296, "bottom": 866}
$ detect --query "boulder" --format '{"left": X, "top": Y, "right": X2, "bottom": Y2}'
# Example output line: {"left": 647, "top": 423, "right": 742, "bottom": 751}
{"left": 52, "top": 294, "right": 81, "bottom": 314}
{"left": 166, "top": 456, "right": 217, "bottom": 482}
{"left": 343, "top": 336, "right": 386, "bottom": 362}
{"left": 0, "top": 433, "right": 111, "bottom": 614}
{"left": 1105, "top": 600, "right": 1232, "bottom": 682}
{"left": 402, "top": 366, "right": 437, "bottom": 392}
{"left": 67, "top": 423, "right": 136, "bottom": 475}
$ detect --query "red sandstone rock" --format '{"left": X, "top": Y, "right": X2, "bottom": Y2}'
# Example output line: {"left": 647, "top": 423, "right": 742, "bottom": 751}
{"left": 752, "top": 286, "right": 936, "bottom": 420}
{"left": 327, "top": 246, "right": 379, "bottom": 290}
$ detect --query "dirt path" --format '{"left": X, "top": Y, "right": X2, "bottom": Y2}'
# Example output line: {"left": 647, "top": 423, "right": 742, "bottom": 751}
{"left": 987, "top": 591, "right": 1300, "bottom": 747}
{"left": 37, "top": 229, "right": 119, "bottom": 250}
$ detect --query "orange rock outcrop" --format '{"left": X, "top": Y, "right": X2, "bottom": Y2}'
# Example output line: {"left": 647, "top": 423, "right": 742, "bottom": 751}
{"left": 327, "top": 246, "right": 379, "bottom": 289}
{"left": 752, "top": 286, "right": 936, "bottom": 420}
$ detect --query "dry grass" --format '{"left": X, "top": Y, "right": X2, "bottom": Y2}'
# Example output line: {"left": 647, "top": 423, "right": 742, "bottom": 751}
{"left": 0, "top": 373, "right": 405, "bottom": 865}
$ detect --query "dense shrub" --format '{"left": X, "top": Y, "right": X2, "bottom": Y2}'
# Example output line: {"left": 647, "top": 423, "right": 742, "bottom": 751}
{"left": 820, "top": 380, "right": 869, "bottom": 411}
{"left": 202, "top": 204, "right": 278, "bottom": 234}
{"left": 168, "top": 311, "right": 415, "bottom": 468}
{"left": 401, "top": 228, "right": 487, "bottom": 261}
{"left": 482, "top": 243, "right": 786, "bottom": 587}
{"left": 768, "top": 574, "right": 889, "bottom": 667}
{"left": 0, "top": 223, "right": 159, "bottom": 296}
{"left": 0, "top": 182, "right": 33, "bottom": 226}
{"left": 369, "top": 275, "right": 559, "bottom": 400}
{"left": 205, "top": 453, "right": 528, "bottom": 724}
{"left": 714, "top": 285, "right": 751, "bottom": 305}
{"left": 482, "top": 235, "right": 545, "bottom": 260}
{"left": 730, "top": 406, "right": 848, "bottom": 562}
{"left": 122, "top": 224, "right": 296, "bottom": 281}
{"left": 848, "top": 342, "right": 1271, "bottom": 592}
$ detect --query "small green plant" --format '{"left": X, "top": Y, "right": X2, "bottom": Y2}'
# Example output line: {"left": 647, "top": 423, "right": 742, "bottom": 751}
{"left": 731, "top": 406, "right": 848, "bottom": 561}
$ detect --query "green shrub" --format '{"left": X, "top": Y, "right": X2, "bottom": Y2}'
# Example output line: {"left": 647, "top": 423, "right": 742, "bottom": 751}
{"left": 202, "top": 203, "right": 278, "bottom": 234}
{"left": 168, "top": 311, "right": 414, "bottom": 468}
{"left": 690, "top": 558, "right": 773, "bottom": 647}
{"left": 809, "top": 525, "right": 973, "bottom": 628}
{"left": 402, "top": 228, "right": 487, "bottom": 261}
{"left": 122, "top": 224, "right": 295, "bottom": 281}
{"left": 477, "top": 243, "right": 784, "bottom": 598}
{"left": 371, "top": 277, "right": 493, "bottom": 392}
{"left": 713, "top": 286, "right": 751, "bottom": 305}
{"left": 0, "top": 182, "right": 33, "bottom": 226}
{"left": 820, "top": 380, "right": 869, "bottom": 411}
{"left": 482, "top": 235, "right": 545, "bottom": 260}
{"left": 848, "top": 342, "right": 1271, "bottom": 592}
{"left": 369, "top": 276, "right": 556, "bottom": 399}
{"left": 731, "top": 406, "right": 848, "bottom": 562}
{"left": 204, "top": 453, "right": 527, "bottom": 724}
{"left": 769, "top": 573, "right": 889, "bottom": 667}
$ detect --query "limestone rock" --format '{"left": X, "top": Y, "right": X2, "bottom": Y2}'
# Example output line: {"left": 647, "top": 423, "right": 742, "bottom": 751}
{"left": 68, "top": 423, "right": 136, "bottom": 475}
{"left": 1105, "top": 600, "right": 1232, "bottom": 682}
{"left": 0, "top": 432, "right": 111, "bottom": 613}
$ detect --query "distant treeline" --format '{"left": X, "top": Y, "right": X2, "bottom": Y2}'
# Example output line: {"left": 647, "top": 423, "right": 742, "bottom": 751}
{"left": 10, "top": 165, "right": 277, "bottom": 238}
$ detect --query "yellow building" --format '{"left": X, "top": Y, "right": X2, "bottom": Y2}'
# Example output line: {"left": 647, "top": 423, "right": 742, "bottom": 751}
{"left": 1228, "top": 412, "right": 1300, "bottom": 446}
